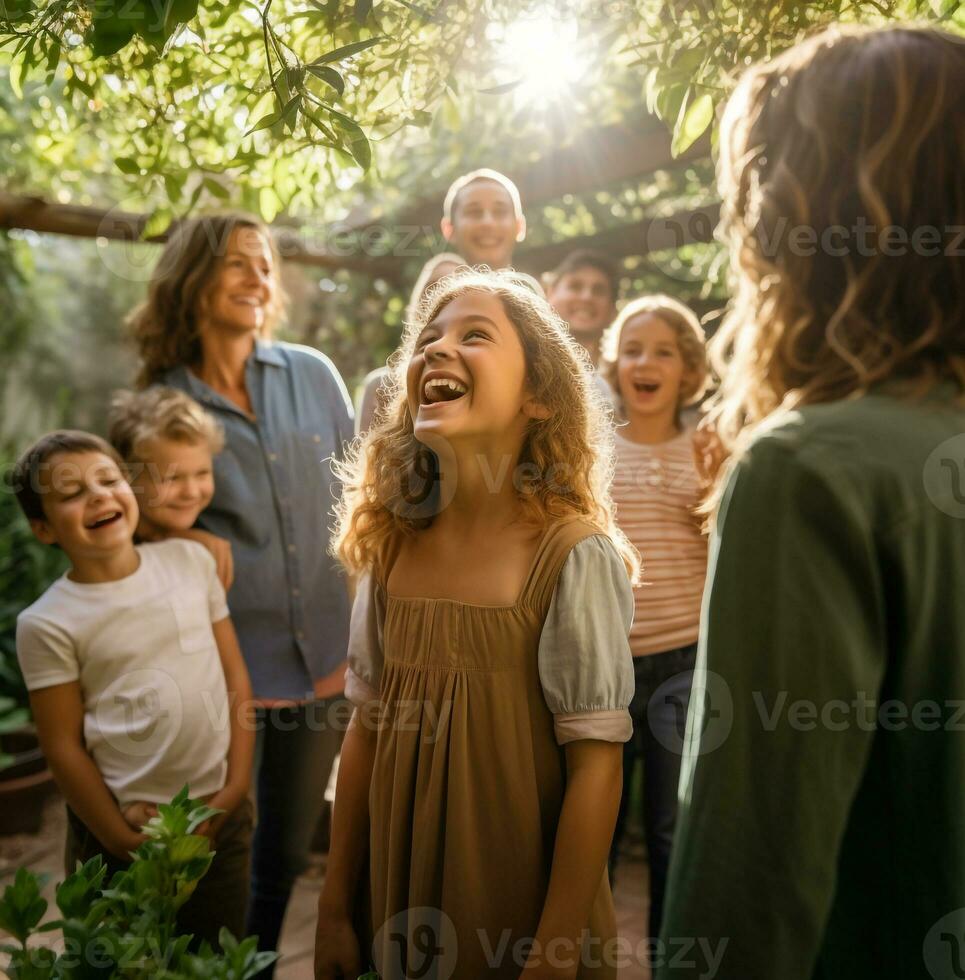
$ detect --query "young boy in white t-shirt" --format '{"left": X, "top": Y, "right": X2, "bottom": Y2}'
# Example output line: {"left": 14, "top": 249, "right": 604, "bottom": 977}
{"left": 12, "top": 430, "right": 255, "bottom": 947}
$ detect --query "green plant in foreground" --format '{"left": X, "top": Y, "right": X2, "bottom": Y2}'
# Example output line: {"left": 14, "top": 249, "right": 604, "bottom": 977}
{"left": 0, "top": 787, "right": 277, "bottom": 979}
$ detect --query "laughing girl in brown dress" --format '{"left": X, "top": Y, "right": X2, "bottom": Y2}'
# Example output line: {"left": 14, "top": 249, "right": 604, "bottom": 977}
{"left": 315, "top": 269, "right": 639, "bottom": 980}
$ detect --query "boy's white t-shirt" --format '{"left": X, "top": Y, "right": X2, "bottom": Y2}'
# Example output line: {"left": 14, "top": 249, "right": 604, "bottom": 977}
{"left": 16, "top": 539, "right": 231, "bottom": 807}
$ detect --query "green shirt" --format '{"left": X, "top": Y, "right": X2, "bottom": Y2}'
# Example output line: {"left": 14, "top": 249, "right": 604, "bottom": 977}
{"left": 658, "top": 388, "right": 965, "bottom": 980}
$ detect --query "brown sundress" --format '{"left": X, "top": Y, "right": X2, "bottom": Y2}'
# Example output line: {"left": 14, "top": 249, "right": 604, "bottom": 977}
{"left": 346, "top": 519, "right": 635, "bottom": 979}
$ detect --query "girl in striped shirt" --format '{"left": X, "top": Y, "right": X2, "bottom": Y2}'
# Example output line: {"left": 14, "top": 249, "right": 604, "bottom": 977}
{"left": 600, "top": 294, "right": 710, "bottom": 941}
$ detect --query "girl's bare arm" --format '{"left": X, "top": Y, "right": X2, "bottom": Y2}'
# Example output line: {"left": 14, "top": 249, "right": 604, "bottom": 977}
{"left": 523, "top": 739, "right": 623, "bottom": 979}
{"left": 314, "top": 709, "right": 378, "bottom": 980}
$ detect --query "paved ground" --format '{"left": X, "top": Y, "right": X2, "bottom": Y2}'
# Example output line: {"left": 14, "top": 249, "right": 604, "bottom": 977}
{"left": 1, "top": 793, "right": 651, "bottom": 979}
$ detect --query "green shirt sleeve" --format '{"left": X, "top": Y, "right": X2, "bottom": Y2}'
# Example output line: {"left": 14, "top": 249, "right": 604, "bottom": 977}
{"left": 657, "top": 431, "right": 887, "bottom": 979}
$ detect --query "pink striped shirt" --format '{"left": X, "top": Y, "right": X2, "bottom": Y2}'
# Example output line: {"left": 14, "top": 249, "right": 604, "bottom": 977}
{"left": 611, "top": 427, "right": 708, "bottom": 656}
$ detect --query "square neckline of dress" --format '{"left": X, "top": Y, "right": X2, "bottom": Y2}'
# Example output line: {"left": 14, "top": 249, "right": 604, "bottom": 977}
{"left": 385, "top": 520, "right": 559, "bottom": 611}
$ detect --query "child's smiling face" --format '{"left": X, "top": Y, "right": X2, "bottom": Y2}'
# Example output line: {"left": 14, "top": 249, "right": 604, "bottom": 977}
{"left": 616, "top": 313, "right": 689, "bottom": 420}
{"left": 444, "top": 180, "right": 524, "bottom": 269}
{"left": 407, "top": 290, "right": 541, "bottom": 447}
{"left": 129, "top": 437, "right": 215, "bottom": 533}
{"left": 30, "top": 451, "right": 139, "bottom": 558}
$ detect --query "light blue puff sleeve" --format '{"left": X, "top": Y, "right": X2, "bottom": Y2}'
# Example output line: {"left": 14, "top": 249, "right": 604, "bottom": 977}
{"left": 538, "top": 534, "right": 635, "bottom": 745}
{"left": 344, "top": 569, "right": 386, "bottom": 707}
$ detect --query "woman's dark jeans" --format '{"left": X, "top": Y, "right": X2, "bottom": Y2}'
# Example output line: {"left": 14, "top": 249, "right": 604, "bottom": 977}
{"left": 610, "top": 642, "right": 697, "bottom": 941}
{"left": 246, "top": 697, "right": 346, "bottom": 976}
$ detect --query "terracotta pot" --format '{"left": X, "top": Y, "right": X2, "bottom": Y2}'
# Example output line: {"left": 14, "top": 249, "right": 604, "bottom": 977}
{"left": 0, "top": 728, "right": 55, "bottom": 835}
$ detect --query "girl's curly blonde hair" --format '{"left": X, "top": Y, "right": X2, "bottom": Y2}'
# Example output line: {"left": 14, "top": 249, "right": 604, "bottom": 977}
{"left": 709, "top": 24, "right": 965, "bottom": 450}
{"left": 332, "top": 268, "right": 639, "bottom": 582}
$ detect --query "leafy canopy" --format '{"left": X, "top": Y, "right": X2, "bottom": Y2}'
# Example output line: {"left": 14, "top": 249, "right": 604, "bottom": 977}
{"left": 2, "top": 0, "right": 961, "bottom": 231}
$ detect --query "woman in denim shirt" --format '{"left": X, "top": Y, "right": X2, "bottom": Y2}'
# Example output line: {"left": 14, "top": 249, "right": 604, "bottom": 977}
{"left": 130, "top": 213, "right": 354, "bottom": 969}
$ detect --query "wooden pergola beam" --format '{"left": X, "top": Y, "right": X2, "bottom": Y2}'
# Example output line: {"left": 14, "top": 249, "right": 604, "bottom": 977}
{"left": 0, "top": 193, "right": 402, "bottom": 278}
{"left": 0, "top": 192, "right": 720, "bottom": 281}
{"left": 514, "top": 202, "right": 721, "bottom": 277}
{"left": 341, "top": 120, "right": 712, "bottom": 236}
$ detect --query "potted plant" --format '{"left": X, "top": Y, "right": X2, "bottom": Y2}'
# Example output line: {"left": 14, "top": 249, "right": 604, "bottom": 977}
{"left": 0, "top": 787, "right": 278, "bottom": 978}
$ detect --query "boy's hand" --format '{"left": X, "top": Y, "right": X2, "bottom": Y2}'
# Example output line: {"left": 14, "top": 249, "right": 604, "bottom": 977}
{"left": 196, "top": 784, "right": 246, "bottom": 840}
{"left": 121, "top": 800, "right": 159, "bottom": 830}
{"left": 107, "top": 825, "right": 148, "bottom": 860}
{"left": 179, "top": 529, "right": 234, "bottom": 590}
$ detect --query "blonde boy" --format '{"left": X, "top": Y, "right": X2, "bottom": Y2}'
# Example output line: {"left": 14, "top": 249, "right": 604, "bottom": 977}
{"left": 109, "top": 387, "right": 233, "bottom": 587}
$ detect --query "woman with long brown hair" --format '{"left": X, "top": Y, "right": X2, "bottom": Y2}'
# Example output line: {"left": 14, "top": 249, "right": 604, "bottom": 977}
{"left": 131, "top": 213, "right": 355, "bottom": 972}
{"left": 657, "top": 25, "right": 965, "bottom": 979}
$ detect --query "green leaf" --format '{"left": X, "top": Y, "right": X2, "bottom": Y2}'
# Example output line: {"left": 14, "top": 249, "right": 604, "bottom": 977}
{"left": 44, "top": 40, "right": 61, "bottom": 74}
{"left": 312, "top": 36, "right": 385, "bottom": 66}
{"left": 307, "top": 64, "right": 345, "bottom": 96}
{"left": 87, "top": 3, "right": 142, "bottom": 58}
{"left": 142, "top": 206, "right": 173, "bottom": 239}
{"left": 259, "top": 186, "right": 282, "bottom": 222}
{"left": 478, "top": 78, "right": 522, "bottom": 95}
{"left": 164, "top": 173, "right": 185, "bottom": 202}
{"left": 55, "top": 857, "right": 106, "bottom": 919}
{"left": 203, "top": 177, "right": 230, "bottom": 200}
{"left": 0, "top": 705, "right": 29, "bottom": 733}
{"left": 0, "top": 0, "right": 34, "bottom": 24}
{"left": 185, "top": 803, "right": 223, "bottom": 834}
{"left": 168, "top": 833, "right": 212, "bottom": 866}
{"left": 327, "top": 107, "right": 371, "bottom": 170}
{"left": 655, "top": 81, "right": 687, "bottom": 127}
{"left": 671, "top": 46, "right": 705, "bottom": 75}
{"left": 354, "top": 0, "right": 373, "bottom": 22}
{"left": 280, "top": 94, "right": 303, "bottom": 133}
{"left": 390, "top": 0, "right": 432, "bottom": 18}
{"left": 0, "top": 868, "right": 48, "bottom": 944}
{"left": 164, "top": 0, "right": 200, "bottom": 35}
{"left": 644, "top": 66, "right": 661, "bottom": 115}
{"left": 9, "top": 39, "right": 36, "bottom": 99}
{"left": 115, "top": 157, "right": 141, "bottom": 175}
{"left": 246, "top": 110, "right": 280, "bottom": 134}
{"left": 672, "top": 90, "right": 713, "bottom": 155}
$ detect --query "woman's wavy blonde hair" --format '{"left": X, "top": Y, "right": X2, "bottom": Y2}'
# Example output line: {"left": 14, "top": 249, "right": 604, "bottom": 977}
{"left": 129, "top": 213, "right": 284, "bottom": 388}
{"left": 601, "top": 294, "right": 710, "bottom": 422}
{"left": 709, "top": 24, "right": 965, "bottom": 452}
{"left": 332, "top": 268, "right": 639, "bottom": 581}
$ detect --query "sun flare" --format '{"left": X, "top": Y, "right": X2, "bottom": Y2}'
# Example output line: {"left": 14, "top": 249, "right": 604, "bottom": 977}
{"left": 491, "top": 10, "right": 591, "bottom": 108}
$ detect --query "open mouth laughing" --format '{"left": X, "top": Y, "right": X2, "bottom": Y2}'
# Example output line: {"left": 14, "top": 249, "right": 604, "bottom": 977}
{"left": 85, "top": 510, "right": 123, "bottom": 530}
{"left": 632, "top": 380, "right": 661, "bottom": 394}
{"left": 420, "top": 373, "right": 470, "bottom": 407}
